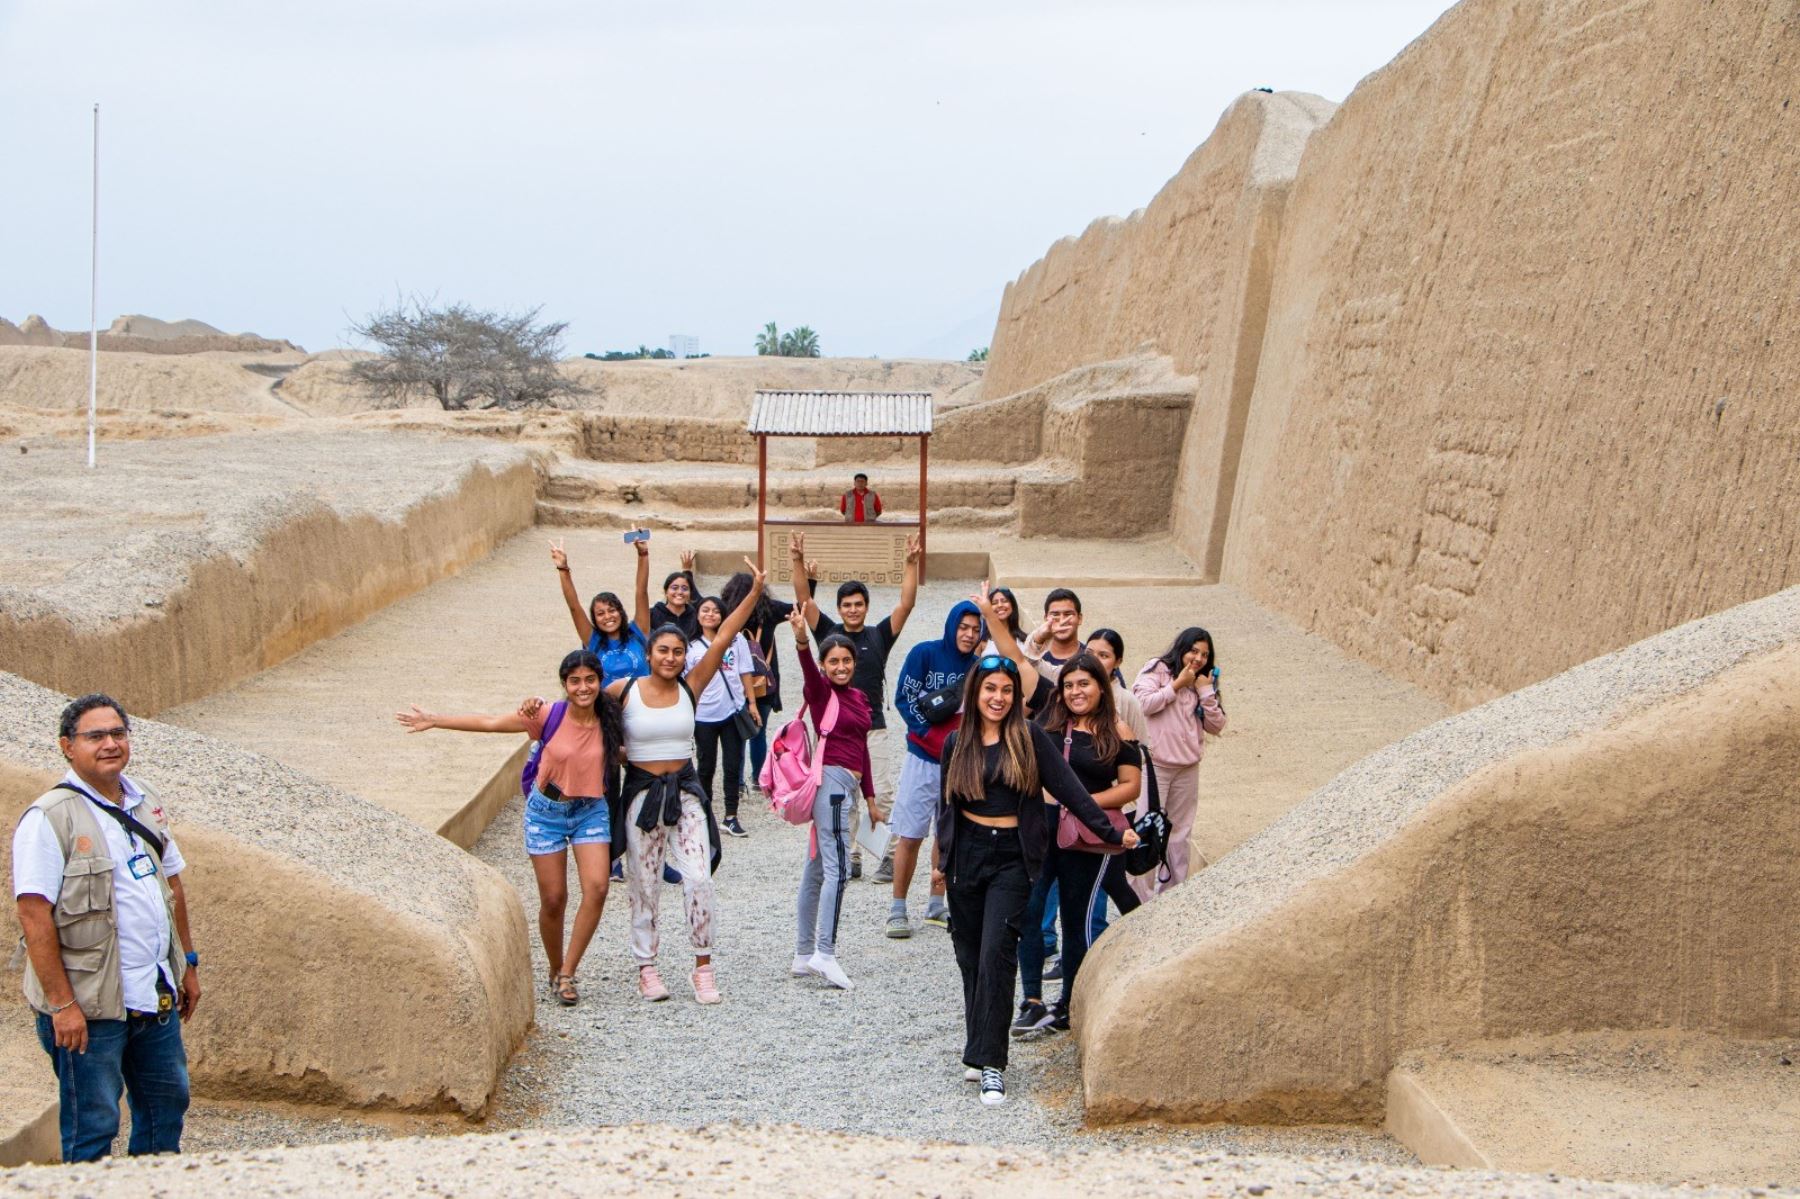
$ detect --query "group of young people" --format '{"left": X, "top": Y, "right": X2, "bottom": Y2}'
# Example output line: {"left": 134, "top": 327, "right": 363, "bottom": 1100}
{"left": 394, "top": 525, "right": 1227, "bottom": 1107}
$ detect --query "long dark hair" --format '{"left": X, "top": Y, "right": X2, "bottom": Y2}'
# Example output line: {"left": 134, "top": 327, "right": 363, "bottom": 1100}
{"left": 1155, "top": 626, "right": 1216, "bottom": 676}
{"left": 694, "top": 596, "right": 724, "bottom": 637}
{"left": 588, "top": 591, "right": 642, "bottom": 649}
{"left": 720, "top": 571, "right": 772, "bottom": 639}
{"left": 557, "top": 650, "right": 625, "bottom": 768}
{"left": 987, "top": 586, "right": 1026, "bottom": 641}
{"left": 1038, "top": 652, "right": 1122, "bottom": 762}
{"left": 943, "top": 659, "right": 1037, "bottom": 803}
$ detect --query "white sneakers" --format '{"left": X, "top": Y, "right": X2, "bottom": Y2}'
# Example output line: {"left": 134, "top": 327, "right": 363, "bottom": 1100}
{"left": 806, "top": 952, "right": 854, "bottom": 990}
{"left": 791, "top": 952, "right": 855, "bottom": 990}
{"left": 979, "top": 1068, "right": 1006, "bottom": 1105}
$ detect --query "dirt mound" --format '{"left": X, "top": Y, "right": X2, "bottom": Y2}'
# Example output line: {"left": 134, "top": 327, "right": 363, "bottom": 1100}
{"left": 0, "top": 346, "right": 303, "bottom": 415}
{"left": 1076, "top": 584, "right": 1800, "bottom": 1131}
{"left": 0, "top": 672, "right": 532, "bottom": 1119}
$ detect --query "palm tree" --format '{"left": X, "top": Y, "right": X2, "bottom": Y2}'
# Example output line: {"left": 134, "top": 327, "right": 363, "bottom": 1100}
{"left": 968, "top": 346, "right": 989, "bottom": 362}
{"left": 784, "top": 326, "right": 821, "bottom": 358}
{"left": 754, "top": 321, "right": 781, "bottom": 356}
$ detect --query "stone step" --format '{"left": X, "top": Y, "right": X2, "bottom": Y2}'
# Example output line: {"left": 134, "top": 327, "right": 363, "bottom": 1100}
{"left": 1386, "top": 1032, "right": 1800, "bottom": 1188}
{"left": 535, "top": 499, "right": 1019, "bottom": 532}
{"left": 541, "top": 461, "right": 1034, "bottom": 512}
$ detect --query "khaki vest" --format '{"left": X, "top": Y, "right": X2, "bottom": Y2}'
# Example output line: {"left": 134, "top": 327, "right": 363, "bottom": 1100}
{"left": 17, "top": 784, "right": 185, "bottom": 1022}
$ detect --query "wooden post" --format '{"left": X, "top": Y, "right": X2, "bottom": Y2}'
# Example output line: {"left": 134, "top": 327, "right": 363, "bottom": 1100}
{"left": 918, "top": 433, "right": 930, "bottom": 584}
{"left": 757, "top": 434, "right": 768, "bottom": 574}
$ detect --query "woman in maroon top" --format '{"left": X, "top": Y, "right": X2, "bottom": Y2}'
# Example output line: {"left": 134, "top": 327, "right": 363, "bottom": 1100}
{"left": 785, "top": 609, "right": 882, "bottom": 990}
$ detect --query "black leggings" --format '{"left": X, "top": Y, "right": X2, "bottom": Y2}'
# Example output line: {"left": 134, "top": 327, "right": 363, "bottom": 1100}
{"left": 1052, "top": 848, "right": 1139, "bottom": 1014}
{"left": 946, "top": 819, "right": 1032, "bottom": 1071}
{"left": 693, "top": 717, "right": 746, "bottom": 818}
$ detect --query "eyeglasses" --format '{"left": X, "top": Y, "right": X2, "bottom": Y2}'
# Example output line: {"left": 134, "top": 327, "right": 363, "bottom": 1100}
{"left": 73, "top": 726, "right": 130, "bottom": 745}
{"left": 976, "top": 655, "right": 1019, "bottom": 675}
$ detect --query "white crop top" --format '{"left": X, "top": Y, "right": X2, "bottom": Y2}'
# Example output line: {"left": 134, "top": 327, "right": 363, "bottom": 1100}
{"left": 623, "top": 679, "right": 696, "bottom": 762}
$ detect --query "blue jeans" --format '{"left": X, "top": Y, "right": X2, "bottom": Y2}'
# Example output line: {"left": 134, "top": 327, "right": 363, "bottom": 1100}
{"left": 36, "top": 1007, "right": 189, "bottom": 1161}
{"left": 523, "top": 788, "right": 611, "bottom": 856}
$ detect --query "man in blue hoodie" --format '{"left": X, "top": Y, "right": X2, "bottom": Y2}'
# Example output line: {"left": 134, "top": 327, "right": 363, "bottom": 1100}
{"left": 886, "top": 600, "right": 984, "bottom": 938}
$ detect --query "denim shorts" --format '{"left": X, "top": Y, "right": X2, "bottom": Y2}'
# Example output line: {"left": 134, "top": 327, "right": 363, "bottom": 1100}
{"left": 523, "top": 788, "right": 611, "bottom": 856}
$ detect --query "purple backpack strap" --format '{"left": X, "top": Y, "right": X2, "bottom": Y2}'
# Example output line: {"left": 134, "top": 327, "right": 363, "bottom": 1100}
{"left": 543, "top": 701, "right": 568, "bottom": 744}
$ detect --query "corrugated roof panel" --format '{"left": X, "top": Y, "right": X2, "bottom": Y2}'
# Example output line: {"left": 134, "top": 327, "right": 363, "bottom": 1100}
{"left": 748, "top": 390, "right": 934, "bottom": 436}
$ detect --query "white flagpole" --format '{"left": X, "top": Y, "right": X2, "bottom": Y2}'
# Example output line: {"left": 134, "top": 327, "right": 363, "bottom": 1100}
{"left": 87, "top": 102, "right": 99, "bottom": 469}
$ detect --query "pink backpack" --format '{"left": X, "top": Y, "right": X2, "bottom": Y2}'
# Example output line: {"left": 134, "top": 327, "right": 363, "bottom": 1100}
{"left": 760, "top": 690, "right": 839, "bottom": 825}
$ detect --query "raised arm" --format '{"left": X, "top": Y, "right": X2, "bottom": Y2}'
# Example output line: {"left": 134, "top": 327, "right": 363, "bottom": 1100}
{"left": 395, "top": 705, "right": 533, "bottom": 735}
{"left": 686, "top": 558, "right": 765, "bottom": 696}
{"left": 631, "top": 531, "right": 654, "bottom": 632}
{"left": 1032, "top": 725, "right": 1134, "bottom": 846}
{"left": 888, "top": 533, "right": 922, "bottom": 635}
{"left": 789, "top": 532, "right": 817, "bottom": 620}
{"left": 1198, "top": 676, "right": 1227, "bottom": 735}
{"left": 550, "top": 539, "right": 594, "bottom": 645}
{"left": 969, "top": 581, "right": 1041, "bottom": 697}
{"left": 789, "top": 608, "right": 830, "bottom": 710}
{"left": 1134, "top": 662, "right": 1185, "bottom": 715}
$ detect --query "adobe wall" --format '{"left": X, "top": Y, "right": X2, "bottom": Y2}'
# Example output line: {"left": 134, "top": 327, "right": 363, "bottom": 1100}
{"left": 983, "top": 90, "right": 1337, "bottom": 573}
{"left": 1075, "top": 584, "right": 1800, "bottom": 1124}
{"left": 0, "top": 432, "right": 538, "bottom": 715}
{"left": 0, "top": 673, "right": 534, "bottom": 1119}
{"left": 1222, "top": 0, "right": 1800, "bottom": 707}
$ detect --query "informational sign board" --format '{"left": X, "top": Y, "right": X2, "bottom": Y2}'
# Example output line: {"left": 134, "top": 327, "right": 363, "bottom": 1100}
{"left": 762, "top": 521, "right": 917, "bottom": 586}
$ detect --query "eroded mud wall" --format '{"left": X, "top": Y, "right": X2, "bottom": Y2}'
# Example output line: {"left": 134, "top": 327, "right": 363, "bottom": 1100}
{"left": 984, "top": 90, "right": 1337, "bottom": 571}
{"left": 1222, "top": 0, "right": 1800, "bottom": 707}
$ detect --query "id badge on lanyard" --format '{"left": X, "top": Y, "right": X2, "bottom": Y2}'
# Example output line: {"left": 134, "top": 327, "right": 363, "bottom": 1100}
{"left": 127, "top": 853, "right": 158, "bottom": 880}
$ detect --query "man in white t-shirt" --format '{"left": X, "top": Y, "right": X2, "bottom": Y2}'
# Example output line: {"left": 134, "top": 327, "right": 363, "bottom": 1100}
{"left": 12, "top": 693, "right": 202, "bottom": 1162}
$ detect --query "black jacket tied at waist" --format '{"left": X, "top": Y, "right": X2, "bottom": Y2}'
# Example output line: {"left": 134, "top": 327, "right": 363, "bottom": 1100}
{"left": 621, "top": 762, "right": 722, "bottom": 874}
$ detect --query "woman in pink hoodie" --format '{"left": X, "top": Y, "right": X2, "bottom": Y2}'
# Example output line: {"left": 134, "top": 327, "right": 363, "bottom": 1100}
{"left": 1131, "top": 627, "right": 1226, "bottom": 895}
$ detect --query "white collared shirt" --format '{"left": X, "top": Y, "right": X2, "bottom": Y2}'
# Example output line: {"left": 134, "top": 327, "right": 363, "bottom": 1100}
{"left": 12, "top": 772, "right": 186, "bottom": 1013}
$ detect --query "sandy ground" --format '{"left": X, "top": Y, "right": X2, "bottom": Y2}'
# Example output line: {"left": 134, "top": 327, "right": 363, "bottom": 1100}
{"left": 1393, "top": 1031, "right": 1800, "bottom": 1187}
{"left": 6, "top": 1123, "right": 1769, "bottom": 1199}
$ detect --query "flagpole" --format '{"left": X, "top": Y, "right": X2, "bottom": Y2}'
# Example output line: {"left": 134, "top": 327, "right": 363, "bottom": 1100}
{"left": 87, "top": 102, "right": 99, "bottom": 469}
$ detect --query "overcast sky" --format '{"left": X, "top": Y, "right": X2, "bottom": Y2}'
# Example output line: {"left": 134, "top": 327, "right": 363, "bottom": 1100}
{"left": 0, "top": 1, "right": 1455, "bottom": 359}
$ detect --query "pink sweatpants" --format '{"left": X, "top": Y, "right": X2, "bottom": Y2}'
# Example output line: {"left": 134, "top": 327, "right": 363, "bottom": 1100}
{"left": 1135, "top": 757, "right": 1207, "bottom": 900}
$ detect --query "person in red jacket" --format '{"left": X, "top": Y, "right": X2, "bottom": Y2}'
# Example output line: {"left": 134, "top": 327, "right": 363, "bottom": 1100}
{"left": 839, "top": 473, "right": 882, "bottom": 523}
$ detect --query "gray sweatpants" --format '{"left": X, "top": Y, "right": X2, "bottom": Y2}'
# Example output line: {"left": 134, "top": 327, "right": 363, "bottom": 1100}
{"left": 797, "top": 766, "right": 858, "bottom": 958}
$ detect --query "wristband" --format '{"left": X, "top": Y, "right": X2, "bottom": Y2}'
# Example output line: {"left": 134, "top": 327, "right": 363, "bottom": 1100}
{"left": 46, "top": 998, "right": 76, "bottom": 1015}
{"left": 186, "top": 951, "right": 199, "bottom": 967}
{"left": 556, "top": 565, "right": 570, "bottom": 573}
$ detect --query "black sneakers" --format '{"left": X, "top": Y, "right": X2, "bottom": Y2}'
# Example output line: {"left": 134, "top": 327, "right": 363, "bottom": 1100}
{"left": 1011, "top": 1000, "right": 1053, "bottom": 1038}
{"left": 980, "top": 1068, "right": 1007, "bottom": 1105}
{"left": 1049, "top": 1006, "right": 1071, "bottom": 1033}
{"left": 723, "top": 815, "right": 748, "bottom": 838}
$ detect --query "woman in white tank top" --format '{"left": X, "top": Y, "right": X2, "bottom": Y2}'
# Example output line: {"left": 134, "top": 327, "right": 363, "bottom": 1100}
{"left": 602, "top": 550, "right": 765, "bottom": 1006}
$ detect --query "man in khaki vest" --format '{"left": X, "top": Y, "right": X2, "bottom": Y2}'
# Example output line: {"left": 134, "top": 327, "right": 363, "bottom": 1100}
{"left": 12, "top": 693, "right": 201, "bottom": 1162}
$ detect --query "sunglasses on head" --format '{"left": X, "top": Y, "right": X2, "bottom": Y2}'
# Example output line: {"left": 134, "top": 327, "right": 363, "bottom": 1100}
{"left": 976, "top": 654, "right": 1019, "bottom": 675}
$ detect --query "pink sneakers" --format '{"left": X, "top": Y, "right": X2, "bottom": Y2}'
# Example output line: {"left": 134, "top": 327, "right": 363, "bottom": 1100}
{"left": 637, "top": 964, "right": 670, "bottom": 1002}
{"left": 691, "top": 963, "right": 722, "bottom": 1005}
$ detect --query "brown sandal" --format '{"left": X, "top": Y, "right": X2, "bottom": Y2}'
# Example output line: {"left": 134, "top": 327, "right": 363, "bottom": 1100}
{"left": 552, "top": 973, "right": 579, "bottom": 1006}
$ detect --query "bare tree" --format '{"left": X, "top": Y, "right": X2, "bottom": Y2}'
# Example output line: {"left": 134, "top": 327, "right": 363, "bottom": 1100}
{"left": 349, "top": 297, "right": 586, "bottom": 410}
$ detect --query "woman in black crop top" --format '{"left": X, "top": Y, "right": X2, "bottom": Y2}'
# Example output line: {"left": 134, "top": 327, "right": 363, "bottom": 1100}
{"left": 1035, "top": 653, "right": 1145, "bottom": 1029}
{"left": 934, "top": 653, "right": 1136, "bottom": 1105}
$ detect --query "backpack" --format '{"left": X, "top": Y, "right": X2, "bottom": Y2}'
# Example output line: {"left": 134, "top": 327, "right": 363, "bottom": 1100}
{"left": 520, "top": 702, "right": 568, "bottom": 797}
{"left": 759, "top": 689, "right": 839, "bottom": 825}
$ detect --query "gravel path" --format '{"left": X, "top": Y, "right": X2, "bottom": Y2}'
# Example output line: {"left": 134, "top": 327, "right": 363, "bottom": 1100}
{"left": 472, "top": 789, "right": 1411, "bottom": 1161}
